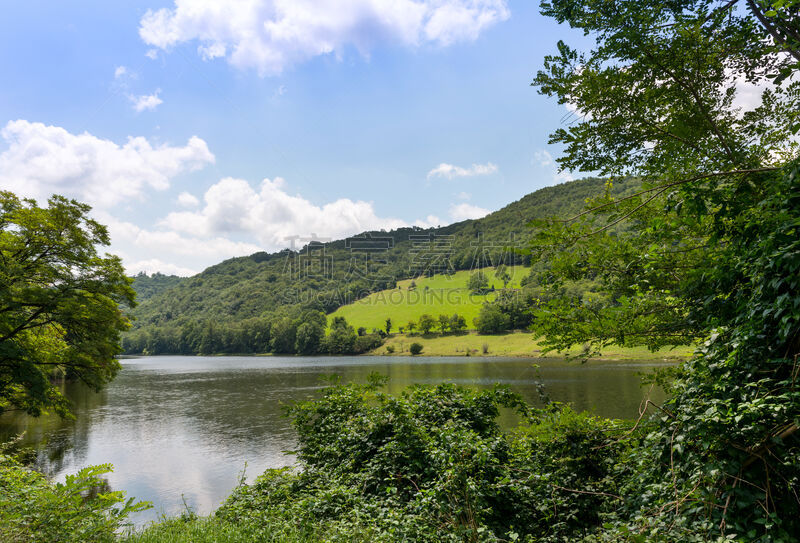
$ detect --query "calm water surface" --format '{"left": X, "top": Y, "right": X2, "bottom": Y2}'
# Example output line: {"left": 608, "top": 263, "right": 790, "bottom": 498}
{"left": 0, "top": 355, "right": 669, "bottom": 525}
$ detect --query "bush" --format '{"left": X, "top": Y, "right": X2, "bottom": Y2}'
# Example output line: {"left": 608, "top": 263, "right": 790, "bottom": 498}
{"left": 353, "top": 334, "right": 383, "bottom": 354}
{"left": 409, "top": 342, "right": 423, "bottom": 355}
{"left": 0, "top": 454, "right": 149, "bottom": 542}
{"left": 474, "top": 304, "right": 511, "bottom": 334}
{"left": 385, "top": 345, "right": 395, "bottom": 354}
{"left": 214, "top": 379, "right": 625, "bottom": 542}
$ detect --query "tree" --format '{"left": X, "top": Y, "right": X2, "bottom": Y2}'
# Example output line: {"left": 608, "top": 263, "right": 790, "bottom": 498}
{"left": 494, "top": 264, "right": 511, "bottom": 288}
{"left": 437, "top": 314, "right": 450, "bottom": 334}
{"left": 449, "top": 313, "right": 467, "bottom": 333}
{"left": 530, "top": 0, "right": 800, "bottom": 537}
{"left": 326, "top": 316, "right": 356, "bottom": 354}
{"left": 409, "top": 342, "right": 423, "bottom": 355}
{"left": 0, "top": 192, "right": 135, "bottom": 417}
{"left": 467, "top": 271, "right": 489, "bottom": 294}
{"left": 295, "top": 321, "right": 324, "bottom": 354}
{"left": 269, "top": 317, "right": 296, "bottom": 354}
{"left": 385, "top": 317, "right": 392, "bottom": 335}
{"left": 474, "top": 305, "right": 510, "bottom": 335}
{"left": 417, "top": 314, "right": 436, "bottom": 335}
{"left": 406, "top": 320, "right": 416, "bottom": 335}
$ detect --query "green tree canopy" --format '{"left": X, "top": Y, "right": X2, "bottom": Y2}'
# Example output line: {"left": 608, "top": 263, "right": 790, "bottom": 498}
{"left": 529, "top": 0, "right": 800, "bottom": 538}
{"left": 0, "top": 192, "right": 134, "bottom": 417}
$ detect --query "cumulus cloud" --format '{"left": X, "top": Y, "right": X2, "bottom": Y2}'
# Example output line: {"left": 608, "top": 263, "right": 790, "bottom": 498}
{"left": 97, "top": 211, "right": 263, "bottom": 276}
{"left": 0, "top": 120, "right": 214, "bottom": 208}
{"left": 160, "top": 176, "right": 417, "bottom": 250}
{"left": 139, "top": 0, "right": 510, "bottom": 75}
{"left": 177, "top": 191, "right": 200, "bottom": 207}
{"left": 449, "top": 202, "right": 489, "bottom": 221}
{"left": 130, "top": 90, "right": 163, "bottom": 112}
{"left": 427, "top": 161, "right": 498, "bottom": 180}
{"left": 114, "top": 65, "right": 129, "bottom": 79}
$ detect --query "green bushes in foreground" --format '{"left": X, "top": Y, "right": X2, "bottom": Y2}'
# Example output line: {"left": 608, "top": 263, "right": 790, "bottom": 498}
{"left": 129, "top": 378, "right": 627, "bottom": 543}
{"left": 0, "top": 454, "right": 149, "bottom": 542}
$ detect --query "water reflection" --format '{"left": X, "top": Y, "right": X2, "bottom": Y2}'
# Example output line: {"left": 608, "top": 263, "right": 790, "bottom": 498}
{"left": 0, "top": 355, "right": 669, "bottom": 526}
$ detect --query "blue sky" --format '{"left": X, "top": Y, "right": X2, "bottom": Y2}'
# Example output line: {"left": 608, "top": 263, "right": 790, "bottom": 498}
{"left": 0, "top": 0, "right": 588, "bottom": 275}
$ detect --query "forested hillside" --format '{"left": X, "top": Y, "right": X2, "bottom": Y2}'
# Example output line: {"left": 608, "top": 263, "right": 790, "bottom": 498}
{"left": 122, "top": 176, "right": 637, "bottom": 354}
{"left": 130, "top": 272, "right": 185, "bottom": 302}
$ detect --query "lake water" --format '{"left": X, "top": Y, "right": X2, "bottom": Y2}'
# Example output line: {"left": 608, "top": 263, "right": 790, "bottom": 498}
{"left": 0, "top": 355, "right": 670, "bottom": 526}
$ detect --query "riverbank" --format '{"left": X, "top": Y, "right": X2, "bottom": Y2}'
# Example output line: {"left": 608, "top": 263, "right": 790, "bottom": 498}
{"left": 371, "top": 331, "right": 693, "bottom": 360}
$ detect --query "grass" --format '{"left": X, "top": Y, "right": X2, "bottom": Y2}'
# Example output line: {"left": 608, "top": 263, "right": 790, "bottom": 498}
{"left": 375, "top": 331, "right": 694, "bottom": 360}
{"left": 329, "top": 267, "right": 524, "bottom": 332}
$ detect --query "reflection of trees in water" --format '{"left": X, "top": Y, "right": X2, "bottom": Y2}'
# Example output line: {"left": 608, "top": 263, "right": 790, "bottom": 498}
{"left": 0, "top": 379, "right": 107, "bottom": 476}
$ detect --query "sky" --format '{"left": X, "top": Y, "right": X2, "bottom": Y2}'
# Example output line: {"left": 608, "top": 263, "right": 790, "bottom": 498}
{"left": 0, "top": 0, "right": 590, "bottom": 276}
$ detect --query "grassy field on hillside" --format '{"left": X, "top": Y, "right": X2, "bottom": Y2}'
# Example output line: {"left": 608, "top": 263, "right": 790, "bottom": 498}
{"left": 330, "top": 267, "right": 524, "bottom": 331}
{"left": 372, "top": 331, "right": 694, "bottom": 360}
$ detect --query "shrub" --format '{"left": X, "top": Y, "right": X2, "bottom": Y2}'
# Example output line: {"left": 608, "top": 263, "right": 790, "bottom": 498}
{"left": 216, "top": 379, "right": 625, "bottom": 542}
{"left": 409, "top": 342, "right": 423, "bottom": 355}
{"left": 0, "top": 454, "right": 149, "bottom": 542}
{"left": 474, "top": 304, "right": 511, "bottom": 334}
{"left": 353, "top": 334, "right": 383, "bottom": 354}
{"left": 385, "top": 345, "right": 395, "bottom": 354}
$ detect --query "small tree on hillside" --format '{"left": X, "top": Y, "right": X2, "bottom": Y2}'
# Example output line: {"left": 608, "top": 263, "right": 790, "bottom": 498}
{"left": 418, "top": 314, "right": 436, "bottom": 335}
{"left": 406, "top": 321, "right": 416, "bottom": 334}
{"left": 468, "top": 271, "right": 489, "bottom": 294}
{"left": 449, "top": 313, "right": 467, "bottom": 333}
{"left": 438, "top": 314, "right": 450, "bottom": 334}
{"left": 385, "top": 318, "right": 392, "bottom": 335}
{"left": 495, "top": 264, "right": 511, "bottom": 288}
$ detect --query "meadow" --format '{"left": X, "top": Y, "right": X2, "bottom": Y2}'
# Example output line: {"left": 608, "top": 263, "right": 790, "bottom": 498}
{"left": 329, "top": 267, "right": 524, "bottom": 332}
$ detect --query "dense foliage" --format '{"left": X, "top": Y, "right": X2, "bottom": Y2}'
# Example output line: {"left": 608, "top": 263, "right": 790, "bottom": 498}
{"left": 203, "top": 379, "right": 627, "bottom": 543}
{"left": 0, "top": 192, "right": 135, "bottom": 417}
{"left": 526, "top": 0, "right": 800, "bottom": 539}
{"left": 0, "top": 453, "right": 148, "bottom": 542}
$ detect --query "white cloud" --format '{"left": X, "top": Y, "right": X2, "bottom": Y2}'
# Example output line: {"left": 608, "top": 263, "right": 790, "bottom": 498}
{"left": 177, "top": 191, "right": 200, "bottom": 207}
{"left": 114, "top": 65, "right": 128, "bottom": 79}
{"left": 456, "top": 191, "right": 471, "bottom": 200}
{"left": 0, "top": 120, "right": 214, "bottom": 208}
{"left": 145, "top": 48, "right": 160, "bottom": 60}
{"left": 427, "top": 161, "right": 498, "bottom": 180}
{"left": 534, "top": 149, "right": 553, "bottom": 167}
{"left": 97, "top": 212, "right": 263, "bottom": 276}
{"left": 130, "top": 89, "right": 163, "bottom": 112}
{"left": 449, "top": 202, "right": 489, "bottom": 221}
{"left": 534, "top": 148, "right": 574, "bottom": 183}
{"left": 139, "top": 0, "right": 510, "bottom": 75}
{"left": 160, "top": 176, "right": 416, "bottom": 250}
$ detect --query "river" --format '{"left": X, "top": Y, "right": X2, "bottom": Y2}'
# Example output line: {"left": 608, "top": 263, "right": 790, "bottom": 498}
{"left": 0, "top": 355, "right": 670, "bottom": 526}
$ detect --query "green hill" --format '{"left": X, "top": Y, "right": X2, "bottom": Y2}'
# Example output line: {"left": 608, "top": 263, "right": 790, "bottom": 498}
{"left": 329, "top": 267, "right": 523, "bottom": 332}
{"left": 122, "top": 176, "right": 638, "bottom": 355}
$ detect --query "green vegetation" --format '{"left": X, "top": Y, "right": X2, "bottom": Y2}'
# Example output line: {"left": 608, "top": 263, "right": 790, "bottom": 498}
{"left": 408, "top": 342, "right": 423, "bottom": 355}
{"left": 0, "top": 192, "right": 135, "bottom": 417}
{"left": 129, "top": 379, "right": 627, "bottom": 542}
{"left": 328, "top": 267, "right": 523, "bottom": 333}
{"left": 525, "top": 0, "right": 800, "bottom": 538}
{"left": 0, "top": 453, "right": 148, "bottom": 542}
{"left": 122, "top": 177, "right": 640, "bottom": 355}
{"left": 130, "top": 272, "right": 184, "bottom": 302}
{"left": 376, "top": 330, "right": 692, "bottom": 359}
